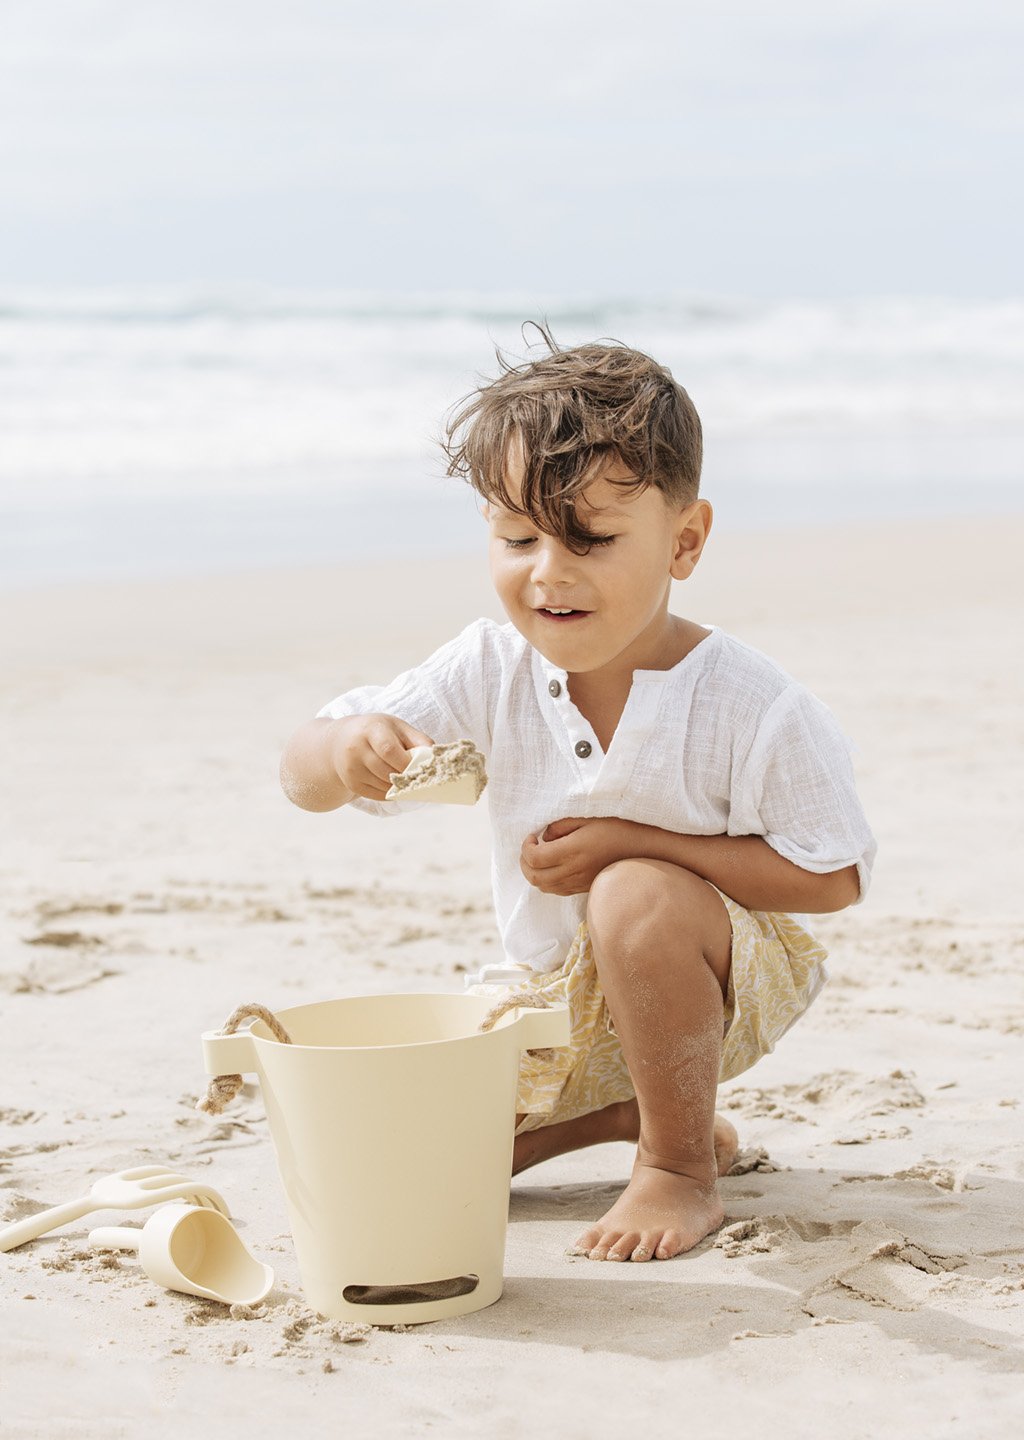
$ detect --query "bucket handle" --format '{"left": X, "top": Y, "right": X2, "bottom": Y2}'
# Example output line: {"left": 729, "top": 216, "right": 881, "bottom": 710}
{"left": 202, "top": 1029, "right": 258, "bottom": 1078}
{"left": 510, "top": 1004, "right": 571, "bottom": 1053}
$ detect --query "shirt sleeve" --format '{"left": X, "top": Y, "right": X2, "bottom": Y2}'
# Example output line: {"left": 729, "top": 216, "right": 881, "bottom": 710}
{"left": 737, "top": 685, "right": 877, "bottom": 901}
{"left": 316, "top": 619, "right": 494, "bottom": 819}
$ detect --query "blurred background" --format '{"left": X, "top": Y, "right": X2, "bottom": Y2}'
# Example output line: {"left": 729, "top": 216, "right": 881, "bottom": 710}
{"left": 2, "top": 0, "right": 1022, "bottom": 586}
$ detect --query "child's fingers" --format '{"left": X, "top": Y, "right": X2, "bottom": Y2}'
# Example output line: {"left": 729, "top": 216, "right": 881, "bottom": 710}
{"left": 351, "top": 748, "right": 395, "bottom": 799}
{"left": 368, "top": 719, "right": 437, "bottom": 786}
{"left": 365, "top": 725, "right": 417, "bottom": 784}
{"left": 519, "top": 835, "right": 546, "bottom": 886}
{"left": 533, "top": 830, "right": 580, "bottom": 865}
{"left": 330, "top": 713, "right": 430, "bottom": 799}
{"left": 520, "top": 832, "right": 559, "bottom": 871}
{"left": 520, "top": 845, "right": 584, "bottom": 894}
{"left": 360, "top": 751, "right": 400, "bottom": 788}
{"left": 542, "top": 817, "right": 587, "bottom": 841}
{"left": 526, "top": 868, "right": 580, "bottom": 896}
{"left": 395, "top": 721, "right": 435, "bottom": 752}
{"left": 520, "top": 838, "right": 582, "bottom": 894}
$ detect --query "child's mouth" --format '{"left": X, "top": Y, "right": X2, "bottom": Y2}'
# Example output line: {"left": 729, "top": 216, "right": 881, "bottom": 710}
{"left": 537, "top": 607, "right": 591, "bottom": 622}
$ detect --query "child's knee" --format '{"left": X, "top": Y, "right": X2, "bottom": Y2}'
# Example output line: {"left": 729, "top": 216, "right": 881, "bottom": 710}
{"left": 588, "top": 858, "right": 715, "bottom": 936}
{"left": 587, "top": 858, "right": 732, "bottom": 985}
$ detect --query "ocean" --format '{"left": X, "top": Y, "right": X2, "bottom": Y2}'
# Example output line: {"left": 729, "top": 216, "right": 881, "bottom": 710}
{"left": 2, "top": 290, "right": 1021, "bottom": 587}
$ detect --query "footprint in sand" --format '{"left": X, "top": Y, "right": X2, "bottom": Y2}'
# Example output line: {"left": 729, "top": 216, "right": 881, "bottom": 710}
{"left": 716, "top": 1214, "right": 862, "bottom": 1258}
{"left": 802, "top": 1220, "right": 970, "bottom": 1316}
{"left": 722, "top": 1069, "right": 926, "bottom": 1135}
{"left": 2, "top": 947, "right": 119, "bottom": 995}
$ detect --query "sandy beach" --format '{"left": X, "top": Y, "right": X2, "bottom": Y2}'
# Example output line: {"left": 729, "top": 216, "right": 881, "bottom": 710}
{"left": 2, "top": 514, "right": 1022, "bottom": 1437}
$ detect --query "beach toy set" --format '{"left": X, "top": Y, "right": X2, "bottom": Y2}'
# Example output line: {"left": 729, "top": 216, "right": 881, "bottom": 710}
{"left": 201, "top": 991, "right": 569, "bottom": 1324}
{"left": 0, "top": 1164, "right": 273, "bottom": 1307}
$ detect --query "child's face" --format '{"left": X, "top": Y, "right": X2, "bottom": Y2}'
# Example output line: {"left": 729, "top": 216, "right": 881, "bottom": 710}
{"left": 485, "top": 458, "right": 711, "bottom": 677}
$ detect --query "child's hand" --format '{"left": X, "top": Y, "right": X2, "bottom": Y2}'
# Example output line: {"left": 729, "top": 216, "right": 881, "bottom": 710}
{"left": 329, "top": 713, "right": 435, "bottom": 802}
{"left": 519, "top": 817, "right": 642, "bottom": 896}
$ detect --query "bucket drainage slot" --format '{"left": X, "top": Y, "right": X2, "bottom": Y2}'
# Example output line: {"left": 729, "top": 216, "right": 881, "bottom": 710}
{"left": 343, "top": 1275, "right": 479, "bottom": 1306}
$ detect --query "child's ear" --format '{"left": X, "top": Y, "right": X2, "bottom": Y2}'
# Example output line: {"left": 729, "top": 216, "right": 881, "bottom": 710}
{"left": 669, "top": 500, "right": 713, "bottom": 581}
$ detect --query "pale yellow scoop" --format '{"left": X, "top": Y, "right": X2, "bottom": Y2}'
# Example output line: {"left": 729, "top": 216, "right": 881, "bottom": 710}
{"left": 89, "top": 1202, "right": 273, "bottom": 1306}
{"left": 386, "top": 740, "right": 487, "bottom": 805}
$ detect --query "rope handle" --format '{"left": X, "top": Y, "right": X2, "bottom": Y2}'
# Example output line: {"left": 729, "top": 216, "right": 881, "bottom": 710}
{"left": 196, "top": 1003, "right": 293, "bottom": 1115}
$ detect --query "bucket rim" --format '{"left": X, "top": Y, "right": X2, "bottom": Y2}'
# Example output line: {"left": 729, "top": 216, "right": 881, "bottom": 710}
{"left": 244, "top": 990, "right": 532, "bottom": 1053}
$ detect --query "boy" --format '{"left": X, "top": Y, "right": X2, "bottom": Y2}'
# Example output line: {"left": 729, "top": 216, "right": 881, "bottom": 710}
{"left": 281, "top": 331, "right": 875, "bottom": 1264}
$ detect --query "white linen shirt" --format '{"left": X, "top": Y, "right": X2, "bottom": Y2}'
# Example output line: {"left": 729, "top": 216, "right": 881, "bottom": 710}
{"left": 317, "top": 619, "right": 876, "bottom": 982}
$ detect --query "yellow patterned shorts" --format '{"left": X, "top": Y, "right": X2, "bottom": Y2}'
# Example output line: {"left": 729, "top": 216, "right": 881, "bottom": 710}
{"left": 470, "top": 891, "right": 829, "bottom": 1135}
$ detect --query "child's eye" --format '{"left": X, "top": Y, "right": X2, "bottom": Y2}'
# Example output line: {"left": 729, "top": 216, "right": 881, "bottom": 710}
{"left": 498, "top": 533, "right": 618, "bottom": 551}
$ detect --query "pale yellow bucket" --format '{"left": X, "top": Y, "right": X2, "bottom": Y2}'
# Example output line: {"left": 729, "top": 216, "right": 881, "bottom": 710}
{"left": 201, "top": 993, "right": 569, "bottom": 1325}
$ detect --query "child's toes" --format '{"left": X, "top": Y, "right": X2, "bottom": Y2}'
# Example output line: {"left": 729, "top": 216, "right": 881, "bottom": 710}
{"left": 587, "top": 1230, "right": 625, "bottom": 1261}
{"left": 655, "top": 1230, "right": 685, "bottom": 1260}
{"left": 606, "top": 1232, "right": 642, "bottom": 1262}
{"left": 569, "top": 1227, "right": 603, "bottom": 1257}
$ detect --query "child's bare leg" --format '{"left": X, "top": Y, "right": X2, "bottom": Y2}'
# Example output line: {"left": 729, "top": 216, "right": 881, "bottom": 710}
{"left": 511, "top": 1101, "right": 739, "bottom": 1177}
{"left": 512, "top": 1100, "right": 638, "bottom": 1175}
{"left": 571, "top": 858, "right": 732, "bottom": 1263}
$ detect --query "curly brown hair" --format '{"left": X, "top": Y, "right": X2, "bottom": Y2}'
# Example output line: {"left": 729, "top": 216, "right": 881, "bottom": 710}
{"left": 441, "top": 323, "right": 703, "bottom": 553}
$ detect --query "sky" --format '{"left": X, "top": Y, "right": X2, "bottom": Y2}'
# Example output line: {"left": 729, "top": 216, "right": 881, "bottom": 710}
{"left": 2, "top": 0, "right": 1022, "bottom": 297}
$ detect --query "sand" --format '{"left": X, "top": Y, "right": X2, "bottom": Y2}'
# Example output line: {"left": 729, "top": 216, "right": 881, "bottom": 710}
{"left": 1, "top": 516, "right": 1022, "bottom": 1438}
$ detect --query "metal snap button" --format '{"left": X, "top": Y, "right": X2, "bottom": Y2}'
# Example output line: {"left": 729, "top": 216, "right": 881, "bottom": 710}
{"left": 574, "top": 740, "right": 592, "bottom": 758}
{"left": 548, "top": 679, "right": 562, "bottom": 698}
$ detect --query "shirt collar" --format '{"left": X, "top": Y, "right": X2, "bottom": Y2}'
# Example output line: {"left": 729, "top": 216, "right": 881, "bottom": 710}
{"left": 529, "top": 625, "right": 720, "bottom": 694}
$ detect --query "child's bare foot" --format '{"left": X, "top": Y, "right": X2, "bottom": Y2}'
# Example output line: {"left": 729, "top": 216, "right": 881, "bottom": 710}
{"left": 570, "top": 1159, "right": 725, "bottom": 1263}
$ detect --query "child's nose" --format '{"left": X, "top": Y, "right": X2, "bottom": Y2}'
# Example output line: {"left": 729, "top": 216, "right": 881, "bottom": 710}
{"left": 529, "top": 538, "right": 576, "bottom": 588}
